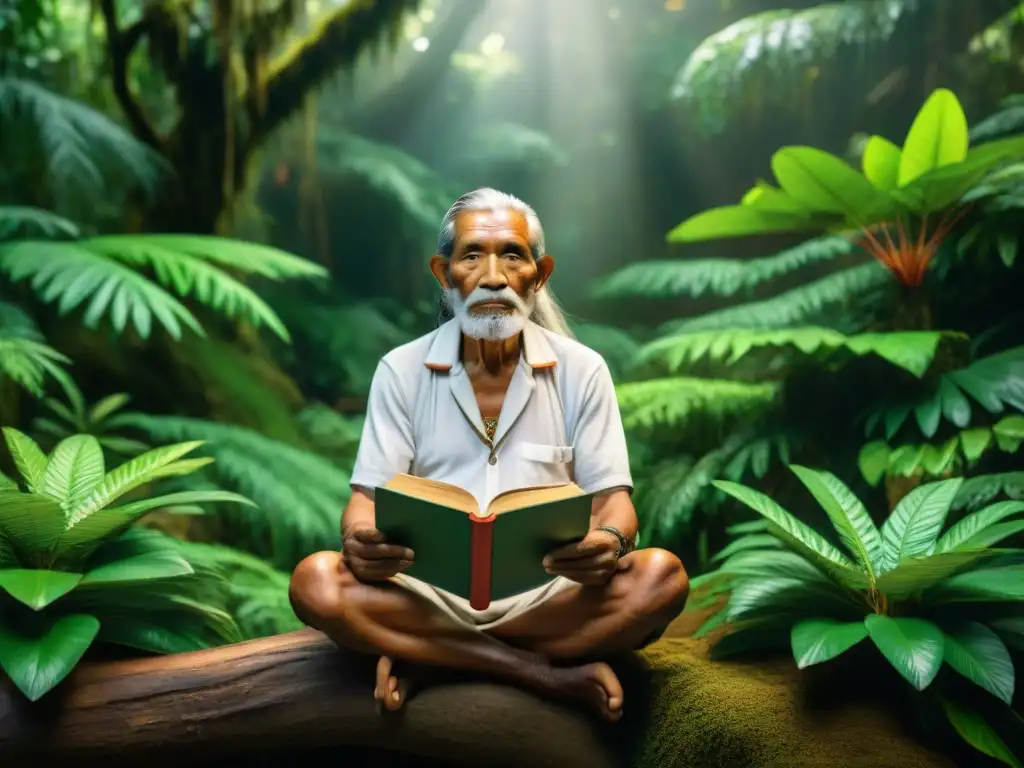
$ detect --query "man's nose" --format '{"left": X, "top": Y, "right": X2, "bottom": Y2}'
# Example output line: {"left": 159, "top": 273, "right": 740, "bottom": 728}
{"left": 478, "top": 254, "right": 508, "bottom": 290}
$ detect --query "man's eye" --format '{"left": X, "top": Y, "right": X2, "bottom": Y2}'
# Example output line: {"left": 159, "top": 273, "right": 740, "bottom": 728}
{"left": 504, "top": 252, "right": 522, "bottom": 260}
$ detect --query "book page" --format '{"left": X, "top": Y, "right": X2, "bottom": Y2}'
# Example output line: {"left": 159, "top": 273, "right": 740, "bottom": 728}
{"left": 487, "top": 483, "right": 586, "bottom": 516}
{"left": 384, "top": 474, "right": 479, "bottom": 515}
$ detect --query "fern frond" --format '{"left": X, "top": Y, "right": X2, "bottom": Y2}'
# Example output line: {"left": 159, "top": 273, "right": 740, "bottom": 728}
{"left": 0, "top": 235, "right": 323, "bottom": 341}
{"left": 0, "top": 77, "right": 166, "bottom": 206}
{"left": 953, "top": 472, "right": 1024, "bottom": 511}
{"left": 0, "top": 206, "right": 79, "bottom": 241}
{"left": 316, "top": 128, "right": 455, "bottom": 232}
{"left": 661, "top": 261, "right": 892, "bottom": 334}
{"left": 0, "top": 302, "right": 68, "bottom": 396}
{"left": 616, "top": 378, "right": 779, "bottom": 432}
{"left": 644, "top": 431, "right": 755, "bottom": 543}
{"left": 673, "top": 0, "right": 921, "bottom": 133}
{"left": 175, "top": 540, "right": 302, "bottom": 639}
{"left": 970, "top": 93, "right": 1024, "bottom": 143}
{"left": 81, "top": 236, "right": 325, "bottom": 342}
{"left": 454, "top": 121, "right": 570, "bottom": 173}
{"left": 643, "top": 328, "right": 947, "bottom": 378}
{"left": 570, "top": 322, "right": 642, "bottom": 381}
{"left": 591, "top": 236, "right": 856, "bottom": 300}
{"left": 295, "top": 404, "right": 364, "bottom": 466}
{"left": 0, "top": 240, "right": 204, "bottom": 340}
{"left": 122, "top": 415, "right": 349, "bottom": 569}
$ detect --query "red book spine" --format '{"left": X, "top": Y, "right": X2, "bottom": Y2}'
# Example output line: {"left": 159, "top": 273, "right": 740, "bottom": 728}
{"left": 469, "top": 514, "right": 496, "bottom": 611}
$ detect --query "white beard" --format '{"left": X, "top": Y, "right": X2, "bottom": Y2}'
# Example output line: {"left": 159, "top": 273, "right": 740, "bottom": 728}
{"left": 445, "top": 285, "right": 536, "bottom": 341}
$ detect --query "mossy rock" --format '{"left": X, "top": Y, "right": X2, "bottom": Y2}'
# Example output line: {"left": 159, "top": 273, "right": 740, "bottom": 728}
{"left": 631, "top": 610, "right": 952, "bottom": 768}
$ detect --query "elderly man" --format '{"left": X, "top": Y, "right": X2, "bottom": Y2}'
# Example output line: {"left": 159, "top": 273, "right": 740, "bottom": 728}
{"left": 289, "top": 188, "right": 689, "bottom": 722}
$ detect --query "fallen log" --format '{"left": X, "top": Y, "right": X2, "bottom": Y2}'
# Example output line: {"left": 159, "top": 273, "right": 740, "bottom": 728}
{"left": 0, "top": 615, "right": 958, "bottom": 768}
{"left": 0, "top": 628, "right": 631, "bottom": 768}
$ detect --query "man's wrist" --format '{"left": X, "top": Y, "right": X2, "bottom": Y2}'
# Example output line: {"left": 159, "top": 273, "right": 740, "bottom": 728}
{"left": 595, "top": 525, "right": 631, "bottom": 558}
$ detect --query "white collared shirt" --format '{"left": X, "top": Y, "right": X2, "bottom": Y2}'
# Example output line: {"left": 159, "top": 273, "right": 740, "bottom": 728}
{"left": 350, "top": 320, "right": 633, "bottom": 511}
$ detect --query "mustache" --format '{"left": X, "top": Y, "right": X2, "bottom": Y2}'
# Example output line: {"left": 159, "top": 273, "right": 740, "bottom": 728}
{"left": 462, "top": 286, "right": 530, "bottom": 313}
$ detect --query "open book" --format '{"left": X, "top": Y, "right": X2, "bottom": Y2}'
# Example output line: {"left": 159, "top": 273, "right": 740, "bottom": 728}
{"left": 375, "top": 474, "right": 591, "bottom": 610}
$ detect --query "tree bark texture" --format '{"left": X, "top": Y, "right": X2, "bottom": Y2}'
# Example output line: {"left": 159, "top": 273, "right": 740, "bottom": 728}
{"left": 0, "top": 628, "right": 628, "bottom": 768}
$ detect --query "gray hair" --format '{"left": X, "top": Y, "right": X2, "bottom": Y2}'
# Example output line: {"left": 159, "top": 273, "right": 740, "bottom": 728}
{"left": 436, "top": 188, "right": 574, "bottom": 338}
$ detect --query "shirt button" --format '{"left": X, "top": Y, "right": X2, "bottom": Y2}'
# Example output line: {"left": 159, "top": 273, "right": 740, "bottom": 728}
{"left": 488, "top": 454, "right": 498, "bottom": 466}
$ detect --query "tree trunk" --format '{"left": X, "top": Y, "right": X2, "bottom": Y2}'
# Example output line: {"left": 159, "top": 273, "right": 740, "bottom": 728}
{"left": 116, "top": 0, "right": 424, "bottom": 233}
{"left": 0, "top": 628, "right": 626, "bottom": 768}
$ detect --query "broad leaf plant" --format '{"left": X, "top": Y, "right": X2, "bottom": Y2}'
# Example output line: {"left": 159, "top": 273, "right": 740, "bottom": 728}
{"left": 695, "top": 466, "right": 1024, "bottom": 767}
{"left": 0, "top": 428, "right": 253, "bottom": 701}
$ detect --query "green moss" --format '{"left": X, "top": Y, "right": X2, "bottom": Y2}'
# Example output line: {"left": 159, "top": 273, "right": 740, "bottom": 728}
{"left": 634, "top": 636, "right": 953, "bottom": 768}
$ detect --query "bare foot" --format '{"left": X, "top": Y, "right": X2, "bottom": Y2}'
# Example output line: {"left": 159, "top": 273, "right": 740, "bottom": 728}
{"left": 374, "top": 655, "right": 407, "bottom": 712}
{"left": 374, "top": 655, "right": 432, "bottom": 712}
{"left": 551, "top": 661, "right": 624, "bottom": 722}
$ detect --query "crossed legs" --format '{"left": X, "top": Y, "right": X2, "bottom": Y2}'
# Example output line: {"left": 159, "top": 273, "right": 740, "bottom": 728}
{"left": 288, "top": 548, "right": 689, "bottom": 720}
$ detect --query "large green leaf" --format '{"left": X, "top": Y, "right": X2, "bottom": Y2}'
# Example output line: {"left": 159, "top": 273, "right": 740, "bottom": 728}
{"left": 0, "top": 613, "right": 100, "bottom": 701}
{"left": 78, "top": 551, "right": 193, "bottom": 587}
{"left": 930, "top": 566, "right": 1024, "bottom": 603}
{"left": 862, "top": 136, "right": 902, "bottom": 191}
{"left": 2, "top": 427, "right": 48, "bottom": 493}
{"left": 937, "top": 500, "right": 1024, "bottom": 553}
{"left": 64, "top": 441, "right": 206, "bottom": 528}
{"left": 726, "top": 577, "right": 853, "bottom": 624}
{"left": 864, "top": 614, "right": 944, "bottom": 691}
{"left": 39, "top": 435, "right": 104, "bottom": 512}
{"left": 718, "top": 549, "right": 832, "bottom": 583}
{"left": 710, "top": 534, "right": 781, "bottom": 563}
{"left": 57, "top": 490, "right": 253, "bottom": 554}
{"left": 896, "top": 135, "right": 1024, "bottom": 213}
{"left": 791, "top": 618, "right": 868, "bottom": 669}
{"left": 771, "top": 146, "right": 892, "bottom": 222}
{"left": 876, "top": 551, "right": 996, "bottom": 600}
{"left": 666, "top": 204, "right": 818, "bottom": 243}
{"left": 941, "top": 697, "right": 1022, "bottom": 768}
{"left": 790, "top": 466, "right": 882, "bottom": 579}
{"left": 0, "top": 490, "right": 66, "bottom": 553}
{"left": 942, "top": 622, "right": 1015, "bottom": 705}
{"left": 898, "top": 89, "right": 969, "bottom": 187}
{"left": 0, "top": 568, "right": 82, "bottom": 610}
{"left": 712, "top": 481, "right": 853, "bottom": 568}
{"left": 960, "top": 520, "right": 1024, "bottom": 550}
{"left": 879, "top": 478, "right": 962, "bottom": 572}
{"left": 96, "top": 617, "right": 215, "bottom": 655}
{"left": 642, "top": 328, "right": 943, "bottom": 378}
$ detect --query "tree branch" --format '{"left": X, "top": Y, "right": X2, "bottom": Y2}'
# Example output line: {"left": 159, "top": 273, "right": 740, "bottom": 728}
{"left": 252, "top": 0, "right": 423, "bottom": 148}
{"left": 0, "top": 629, "right": 622, "bottom": 767}
{"left": 98, "top": 0, "right": 162, "bottom": 149}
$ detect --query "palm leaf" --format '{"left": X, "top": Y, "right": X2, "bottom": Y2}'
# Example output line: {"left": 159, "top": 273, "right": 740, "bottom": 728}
{"left": 0, "top": 206, "right": 79, "bottom": 241}
{"left": 0, "top": 77, "right": 165, "bottom": 207}
{"left": 615, "top": 378, "right": 779, "bottom": 432}
{"left": 660, "top": 261, "right": 892, "bottom": 334}
{"left": 642, "top": 327, "right": 945, "bottom": 378}
{"left": 590, "top": 236, "right": 856, "bottom": 300}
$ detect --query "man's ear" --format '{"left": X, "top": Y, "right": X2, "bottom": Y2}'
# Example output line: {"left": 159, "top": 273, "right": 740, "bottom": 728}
{"left": 535, "top": 253, "right": 554, "bottom": 290}
{"left": 429, "top": 254, "right": 450, "bottom": 289}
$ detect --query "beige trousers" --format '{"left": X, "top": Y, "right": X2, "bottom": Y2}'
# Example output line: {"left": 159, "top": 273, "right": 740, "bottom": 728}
{"left": 390, "top": 573, "right": 577, "bottom": 631}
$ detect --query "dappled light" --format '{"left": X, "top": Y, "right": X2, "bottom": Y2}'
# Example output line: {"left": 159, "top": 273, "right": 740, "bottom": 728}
{"left": 3, "top": 1, "right": 1024, "bottom": 767}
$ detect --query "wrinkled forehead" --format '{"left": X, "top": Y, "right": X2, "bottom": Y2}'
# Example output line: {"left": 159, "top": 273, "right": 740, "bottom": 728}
{"left": 453, "top": 208, "right": 531, "bottom": 250}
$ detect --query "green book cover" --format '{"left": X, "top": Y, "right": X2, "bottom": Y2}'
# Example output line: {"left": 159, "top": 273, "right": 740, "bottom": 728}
{"left": 489, "top": 494, "right": 591, "bottom": 600}
{"left": 374, "top": 476, "right": 591, "bottom": 603}
{"left": 374, "top": 486, "right": 474, "bottom": 597}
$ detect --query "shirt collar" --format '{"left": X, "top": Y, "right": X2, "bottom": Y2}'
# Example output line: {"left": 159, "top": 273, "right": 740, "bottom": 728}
{"left": 424, "top": 319, "right": 557, "bottom": 371}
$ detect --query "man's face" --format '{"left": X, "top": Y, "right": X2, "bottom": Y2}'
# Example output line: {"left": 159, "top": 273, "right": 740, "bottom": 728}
{"left": 430, "top": 208, "right": 553, "bottom": 341}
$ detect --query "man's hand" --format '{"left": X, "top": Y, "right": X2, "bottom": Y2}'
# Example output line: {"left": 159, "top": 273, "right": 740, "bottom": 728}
{"left": 343, "top": 528, "right": 415, "bottom": 582}
{"left": 543, "top": 530, "right": 622, "bottom": 586}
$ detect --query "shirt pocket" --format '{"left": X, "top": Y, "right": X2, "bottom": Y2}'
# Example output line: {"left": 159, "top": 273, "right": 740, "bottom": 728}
{"left": 519, "top": 442, "right": 574, "bottom": 464}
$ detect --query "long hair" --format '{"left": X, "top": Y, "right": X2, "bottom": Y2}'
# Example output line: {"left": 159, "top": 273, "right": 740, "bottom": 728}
{"left": 434, "top": 188, "right": 574, "bottom": 338}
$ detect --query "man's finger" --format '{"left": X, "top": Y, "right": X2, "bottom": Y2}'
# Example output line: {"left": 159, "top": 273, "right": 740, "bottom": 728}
{"left": 348, "top": 540, "right": 414, "bottom": 561}
{"left": 352, "top": 528, "right": 385, "bottom": 544}
{"left": 543, "top": 539, "right": 590, "bottom": 562}
{"left": 359, "top": 560, "right": 414, "bottom": 580}
{"left": 545, "top": 550, "right": 616, "bottom": 570}
{"left": 555, "top": 569, "right": 614, "bottom": 586}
